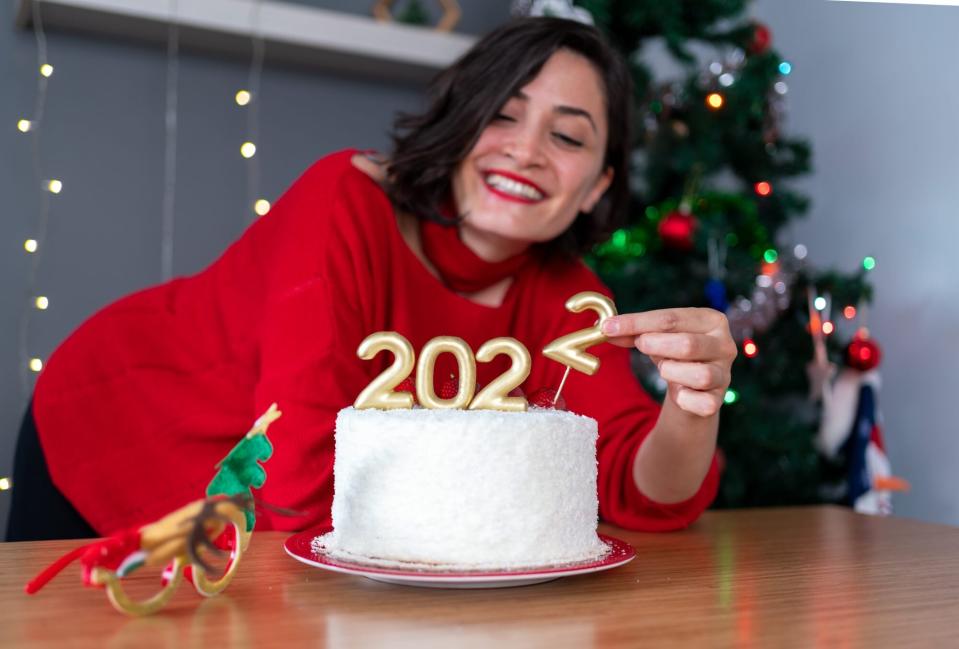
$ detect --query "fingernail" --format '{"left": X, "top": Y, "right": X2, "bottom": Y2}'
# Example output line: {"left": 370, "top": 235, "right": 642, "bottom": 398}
{"left": 602, "top": 319, "right": 619, "bottom": 335}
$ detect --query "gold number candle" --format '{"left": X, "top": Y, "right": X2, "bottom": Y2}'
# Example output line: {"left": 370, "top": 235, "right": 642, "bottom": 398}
{"left": 416, "top": 336, "right": 476, "bottom": 409}
{"left": 354, "top": 332, "right": 416, "bottom": 409}
{"left": 542, "top": 291, "right": 618, "bottom": 375}
{"left": 470, "top": 337, "right": 531, "bottom": 412}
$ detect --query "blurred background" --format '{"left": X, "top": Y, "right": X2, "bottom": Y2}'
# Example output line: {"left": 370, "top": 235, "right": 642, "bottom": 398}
{"left": 2, "top": 0, "right": 957, "bottom": 533}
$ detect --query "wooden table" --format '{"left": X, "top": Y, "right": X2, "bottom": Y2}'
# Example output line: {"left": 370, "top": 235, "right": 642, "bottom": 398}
{"left": 3, "top": 506, "right": 958, "bottom": 648}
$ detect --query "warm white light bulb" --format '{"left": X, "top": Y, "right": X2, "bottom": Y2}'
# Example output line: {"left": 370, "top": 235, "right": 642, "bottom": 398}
{"left": 29, "top": 358, "right": 43, "bottom": 372}
{"left": 254, "top": 199, "right": 271, "bottom": 216}
{"left": 17, "top": 119, "right": 32, "bottom": 133}
{"left": 0, "top": 477, "right": 11, "bottom": 491}
{"left": 706, "top": 93, "right": 724, "bottom": 109}
{"left": 47, "top": 179, "right": 62, "bottom": 194}
{"left": 35, "top": 296, "right": 49, "bottom": 310}
{"left": 240, "top": 142, "right": 257, "bottom": 158}
{"left": 235, "top": 90, "right": 251, "bottom": 106}
{"left": 40, "top": 63, "right": 53, "bottom": 77}
{"left": 24, "top": 239, "right": 38, "bottom": 253}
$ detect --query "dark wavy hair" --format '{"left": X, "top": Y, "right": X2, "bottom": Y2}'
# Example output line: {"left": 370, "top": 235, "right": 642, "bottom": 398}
{"left": 385, "top": 16, "right": 633, "bottom": 258}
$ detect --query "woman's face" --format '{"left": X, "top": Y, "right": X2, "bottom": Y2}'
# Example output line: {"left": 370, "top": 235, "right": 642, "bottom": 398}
{"left": 452, "top": 48, "right": 613, "bottom": 258}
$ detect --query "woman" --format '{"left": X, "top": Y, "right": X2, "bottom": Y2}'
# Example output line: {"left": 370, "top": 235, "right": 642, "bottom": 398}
{"left": 7, "top": 17, "right": 735, "bottom": 541}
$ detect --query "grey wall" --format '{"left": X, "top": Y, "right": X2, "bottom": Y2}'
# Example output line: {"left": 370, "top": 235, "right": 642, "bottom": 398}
{"left": 751, "top": 0, "right": 959, "bottom": 525}
{"left": 0, "top": 0, "right": 511, "bottom": 533}
{"left": 3, "top": 0, "right": 957, "bottom": 534}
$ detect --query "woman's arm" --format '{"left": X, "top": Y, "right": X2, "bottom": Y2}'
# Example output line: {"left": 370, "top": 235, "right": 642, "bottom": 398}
{"left": 602, "top": 308, "right": 736, "bottom": 504}
{"left": 633, "top": 395, "right": 719, "bottom": 503}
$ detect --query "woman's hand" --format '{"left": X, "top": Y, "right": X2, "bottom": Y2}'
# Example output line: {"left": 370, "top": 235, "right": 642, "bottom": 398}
{"left": 602, "top": 308, "right": 735, "bottom": 503}
{"left": 602, "top": 308, "right": 737, "bottom": 418}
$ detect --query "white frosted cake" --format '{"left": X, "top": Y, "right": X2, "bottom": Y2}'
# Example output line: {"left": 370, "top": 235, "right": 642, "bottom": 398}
{"left": 313, "top": 406, "right": 609, "bottom": 571}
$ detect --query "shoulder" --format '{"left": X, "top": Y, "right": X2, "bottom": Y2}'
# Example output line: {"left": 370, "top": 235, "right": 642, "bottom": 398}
{"left": 265, "top": 148, "right": 393, "bottom": 235}
{"left": 348, "top": 151, "right": 388, "bottom": 185}
{"left": 292, "top": 148, "right": 379, "bottom": 196}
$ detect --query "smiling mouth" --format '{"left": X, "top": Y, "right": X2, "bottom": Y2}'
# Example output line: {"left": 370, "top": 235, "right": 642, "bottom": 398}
{"left": 483, "top": 172, "right": 545, "bottom": 203}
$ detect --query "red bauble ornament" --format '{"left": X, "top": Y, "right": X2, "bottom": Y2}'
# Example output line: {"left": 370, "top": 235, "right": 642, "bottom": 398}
{"left": 749, "top": 22, "right": 772, "bottom": 55}
{"left": 658, "top": 209, "right": 698, "bottom": 251}
{"left": 846, "top": 336, "right": 882, "bottom": 371}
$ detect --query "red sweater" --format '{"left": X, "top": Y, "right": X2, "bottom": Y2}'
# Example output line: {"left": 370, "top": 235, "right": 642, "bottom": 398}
{"left": 34, "top": 149, "right": 719, "bottom": 535}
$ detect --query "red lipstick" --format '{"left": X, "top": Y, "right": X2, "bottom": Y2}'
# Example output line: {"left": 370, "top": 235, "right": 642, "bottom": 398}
{"left": 482, "top": 169, "right": 547, "bottom": 204}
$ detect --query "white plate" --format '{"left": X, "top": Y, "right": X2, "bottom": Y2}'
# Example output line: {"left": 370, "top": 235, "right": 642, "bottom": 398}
{"left": 284, "top": 527, "right": 635, "bottom": 589}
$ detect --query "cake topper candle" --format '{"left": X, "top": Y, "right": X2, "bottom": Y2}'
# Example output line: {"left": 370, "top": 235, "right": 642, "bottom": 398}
{"left": 355, "top": 334, "right": 531, "bottom": 412}
{"left": 416, "top": 336, "right": 476, "bottom": 409}
{"left": 470, "top": 337, "right": 531, "bottom": 412}
{"left": 354, "top": 292, "right": 615, "bottom": 412}
{"left": 542, "top": 291, "right": 618, "bottom": 404}
{"left": 354, "top": 332, "right": 416, "bottom": 410}
{"left": 542, "top": 291, "right": 617, "bottom": 374}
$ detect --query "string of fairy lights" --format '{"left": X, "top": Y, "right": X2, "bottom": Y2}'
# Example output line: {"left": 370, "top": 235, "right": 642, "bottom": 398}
{"left": 17, "top": 0, "right": 54, "bottom": 395}
{"left": 242, "top": 0, "right": 270, "bottom": 223}
{"left": 6, "top": 0, "right": 54, "bottom": 494}
{"left": 4, "top": 0, "right": 270, "bottom": 495}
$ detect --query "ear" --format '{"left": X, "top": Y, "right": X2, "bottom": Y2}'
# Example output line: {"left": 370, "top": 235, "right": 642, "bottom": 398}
{"left": 580, "top": 166, "right": 614, "bottom": 213}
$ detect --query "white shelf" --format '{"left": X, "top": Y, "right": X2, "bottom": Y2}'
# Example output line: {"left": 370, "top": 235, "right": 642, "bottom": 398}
{"left": 14, "top": 0, "right": 477, "bottom": 82}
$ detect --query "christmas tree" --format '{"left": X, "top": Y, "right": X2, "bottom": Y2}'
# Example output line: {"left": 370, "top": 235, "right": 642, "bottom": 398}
{"left": 575, "top": 0, "right": 875, "bottom": 507}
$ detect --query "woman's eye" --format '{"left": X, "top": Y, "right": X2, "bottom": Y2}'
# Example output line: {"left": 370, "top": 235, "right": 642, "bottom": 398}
{"left": 554, "top": 133, "right": 583, "bottom": 147}
{"left": 493, "top": 113, "right": 517, "bottom": 122}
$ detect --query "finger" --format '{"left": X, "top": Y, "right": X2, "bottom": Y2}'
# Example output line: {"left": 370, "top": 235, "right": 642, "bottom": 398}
{"left": 674, "top": 387, "right": 723, "bottom": 418}
{"left": 606, "top": 335, "right": 637, "bottom": 348}
{"left": 636, "top": 332, "right": 726, "bottom": 362}
{"left": 658, "top": 360, "right": 729, "bottom": 392}
{"left": 601, "top": 308, "right": 725, "bottom": 337}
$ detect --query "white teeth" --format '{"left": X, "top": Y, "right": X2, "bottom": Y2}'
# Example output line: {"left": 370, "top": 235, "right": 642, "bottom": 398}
{"left": 484, "top": 173, "right": 544, "bottom": 201}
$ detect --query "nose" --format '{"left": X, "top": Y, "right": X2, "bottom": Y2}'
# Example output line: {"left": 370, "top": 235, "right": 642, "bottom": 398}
{"left": 503, "top": 124, "right": 546, "bottom": 168}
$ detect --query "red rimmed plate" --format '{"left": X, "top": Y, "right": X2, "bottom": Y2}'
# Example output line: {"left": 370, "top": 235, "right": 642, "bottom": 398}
{"left": 284, "top": 527, "right": 635, "bottom": 589}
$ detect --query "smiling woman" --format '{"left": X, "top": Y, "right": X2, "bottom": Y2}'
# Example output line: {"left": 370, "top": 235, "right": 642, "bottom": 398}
{"left": 453, "top": 49, "right": 614, "bottom": 260}
{"left": 387, "top": 17, "right": 633, "bottom": 262}
{"left": 11, "top": 17, "right": 732, "bottom": 543}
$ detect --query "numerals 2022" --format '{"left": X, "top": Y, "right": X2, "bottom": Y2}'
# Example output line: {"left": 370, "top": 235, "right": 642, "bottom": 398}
{"left": 353, "top": 291, "right": 616, "bottom": 412}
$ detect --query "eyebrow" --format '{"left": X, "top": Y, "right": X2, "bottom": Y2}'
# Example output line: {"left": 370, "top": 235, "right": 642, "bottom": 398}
{"left": 512, "top": 91, "right": 598, "bottom": 134}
